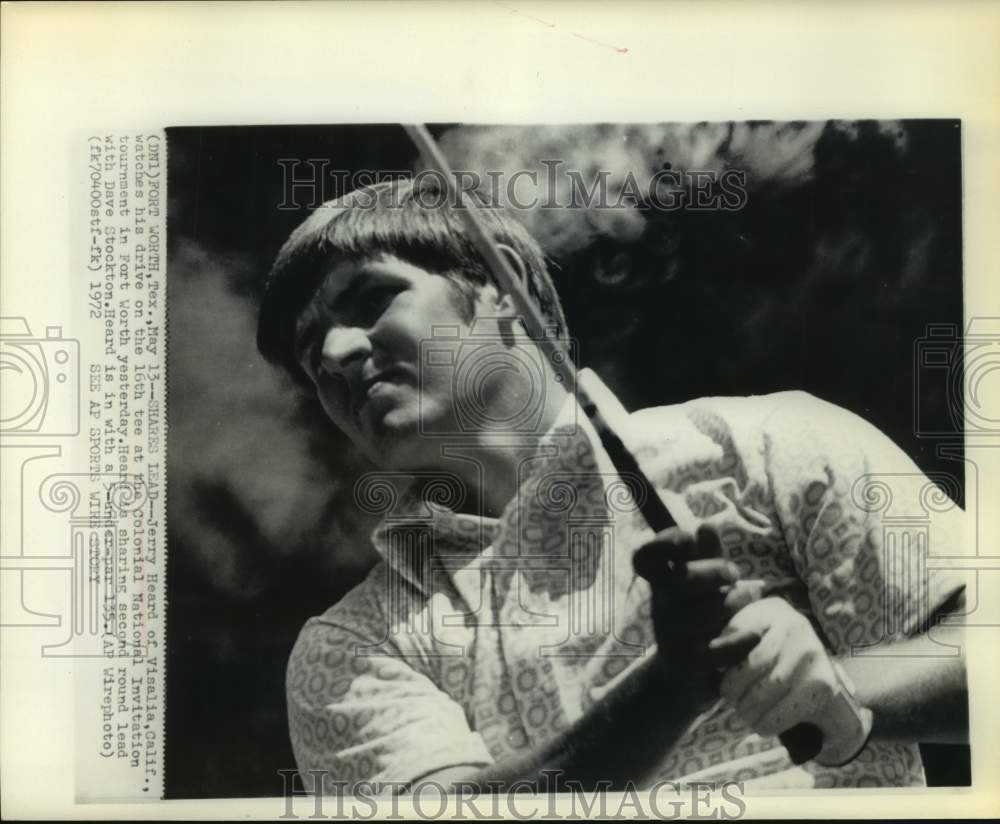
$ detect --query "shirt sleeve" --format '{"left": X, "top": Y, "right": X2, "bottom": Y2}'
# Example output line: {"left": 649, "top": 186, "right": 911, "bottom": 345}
{"left": 286, "top": 568, "right": 493, "bottom": 794}
{"left": 761, "top": 391, "right": 967, "bottom": 653}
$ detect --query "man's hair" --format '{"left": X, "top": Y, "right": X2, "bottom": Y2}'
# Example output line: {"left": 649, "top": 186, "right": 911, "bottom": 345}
{"left": 256, "top": 176, "right": 568, "bottom": 386}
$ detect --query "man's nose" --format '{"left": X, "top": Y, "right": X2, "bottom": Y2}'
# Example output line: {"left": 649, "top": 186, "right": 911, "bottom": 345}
{"left": 317, "top": 325, "right": 371, "bottom": 377}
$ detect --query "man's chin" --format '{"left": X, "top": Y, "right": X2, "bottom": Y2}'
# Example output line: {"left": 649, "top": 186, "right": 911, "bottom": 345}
{"left": 362, "top": 409, "right": 422, "bottom": 465}
{"left": 368, "top": 401, "right": 423, "bottom": 433}
{"left": 365, "top": 407, "right": 470, "bottom": 469}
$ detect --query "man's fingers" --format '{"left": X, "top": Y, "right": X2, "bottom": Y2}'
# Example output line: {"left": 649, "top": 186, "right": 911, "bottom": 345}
{"left": 633, "top": 526, "right": 729, "bottom": 585}
{"left": 719, "top": 621, "right": 784, "bottom": 707}
{"left": 639, "top": 557, "right": 740, "bottom": 600}
{"left": 632, "top": 528, "right": 695, "bottom": 583}
{"left": 722, "top": 579, "right": 766, "bottom": 615}
{"left": 694, "top": 525, "right": 723, "bottom": 560}
{"left": 707, "top": 628, "right": 761, "bottom": 670}
{"left": 635, "top": 552, "right": 740, "bottom": 624}
{"left": 642, "top": 526, "right": 691, "bottom": 551}
{"left": 685, "top": 558, "right": 740, "bottom": 591}
{"left": 632, "top": 544, "right": 685, "bottom": 586}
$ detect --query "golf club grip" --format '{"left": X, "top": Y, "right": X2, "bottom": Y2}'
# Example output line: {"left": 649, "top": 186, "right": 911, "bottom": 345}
{"left": 779, "top": 723, "right": 823, "bottom": 765}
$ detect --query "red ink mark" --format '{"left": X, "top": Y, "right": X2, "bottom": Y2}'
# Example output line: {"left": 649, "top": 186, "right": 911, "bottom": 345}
{"left": 569, "top": 30, "right": 629, "bottom": 54}
{"left": 497, "top": 3, "right": 629, "bottom": 54}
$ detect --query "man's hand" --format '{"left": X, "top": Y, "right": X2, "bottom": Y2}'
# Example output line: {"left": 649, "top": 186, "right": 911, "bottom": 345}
{"left": 632, "top": 526, "right": 762, "bottom": 708}
{"left": 715, "top": 597, "right": 873, "bottom": 766}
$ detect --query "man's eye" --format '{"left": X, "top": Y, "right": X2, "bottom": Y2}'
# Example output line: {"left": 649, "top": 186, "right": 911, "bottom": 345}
{"left": 356, "top": 286, "right": 397, "bottom": 323}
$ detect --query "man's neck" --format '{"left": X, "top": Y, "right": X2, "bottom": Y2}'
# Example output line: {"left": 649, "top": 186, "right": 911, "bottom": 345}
{"left": 418, "top": 378, "right": 571, "bottom": 519}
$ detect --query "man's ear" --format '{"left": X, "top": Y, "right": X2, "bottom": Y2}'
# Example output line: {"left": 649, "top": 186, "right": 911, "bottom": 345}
{"left": 491, "top": 243, "right": 529, "bottom": 318}
{"left": 471, "top": 282, "right": 514, "bottom": 318}
{"left": 496, "top": 243, "right": 530, "bottom": 292}
{"left": 495, "top": 293, "right": 520, "bottom": 347}
{"left": 473, "top": 285, "right": 518, "bottom": 345}
{"left": 493, "top": 292, "right": 518, "bottom": 317}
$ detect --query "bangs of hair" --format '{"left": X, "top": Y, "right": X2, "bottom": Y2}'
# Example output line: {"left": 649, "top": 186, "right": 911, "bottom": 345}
{"left": 257, "top": 177, "right": 567, "bottom": 385}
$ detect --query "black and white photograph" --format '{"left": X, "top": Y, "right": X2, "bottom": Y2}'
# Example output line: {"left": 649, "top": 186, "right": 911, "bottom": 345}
{"left": 2, "top": 3, "right": 999, "bottom": 820}
{"left": 164, "top": 120, "right": 971, "bottom": 801}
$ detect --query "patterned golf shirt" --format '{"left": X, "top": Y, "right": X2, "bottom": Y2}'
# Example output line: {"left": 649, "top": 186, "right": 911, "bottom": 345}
{"left": 286, "top": 372, "right": 966, "bottom": 791}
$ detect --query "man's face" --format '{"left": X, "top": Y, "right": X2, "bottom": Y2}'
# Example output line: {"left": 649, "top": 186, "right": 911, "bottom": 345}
{"left": 293, "top": 253, "right": 493, "bottom": 467}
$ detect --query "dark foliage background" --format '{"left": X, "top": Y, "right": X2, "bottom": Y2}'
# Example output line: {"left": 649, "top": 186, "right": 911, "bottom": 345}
{"left": 165, "top": 121, "right": 966, "bottom": 798}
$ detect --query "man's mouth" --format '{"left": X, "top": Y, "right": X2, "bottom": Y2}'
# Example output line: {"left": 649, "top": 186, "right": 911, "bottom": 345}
{"left": 352, "top": 367, "right": 410, "bottom": 421}
{"left": 363, "top": 366, "right": 409, "bottom": 394}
